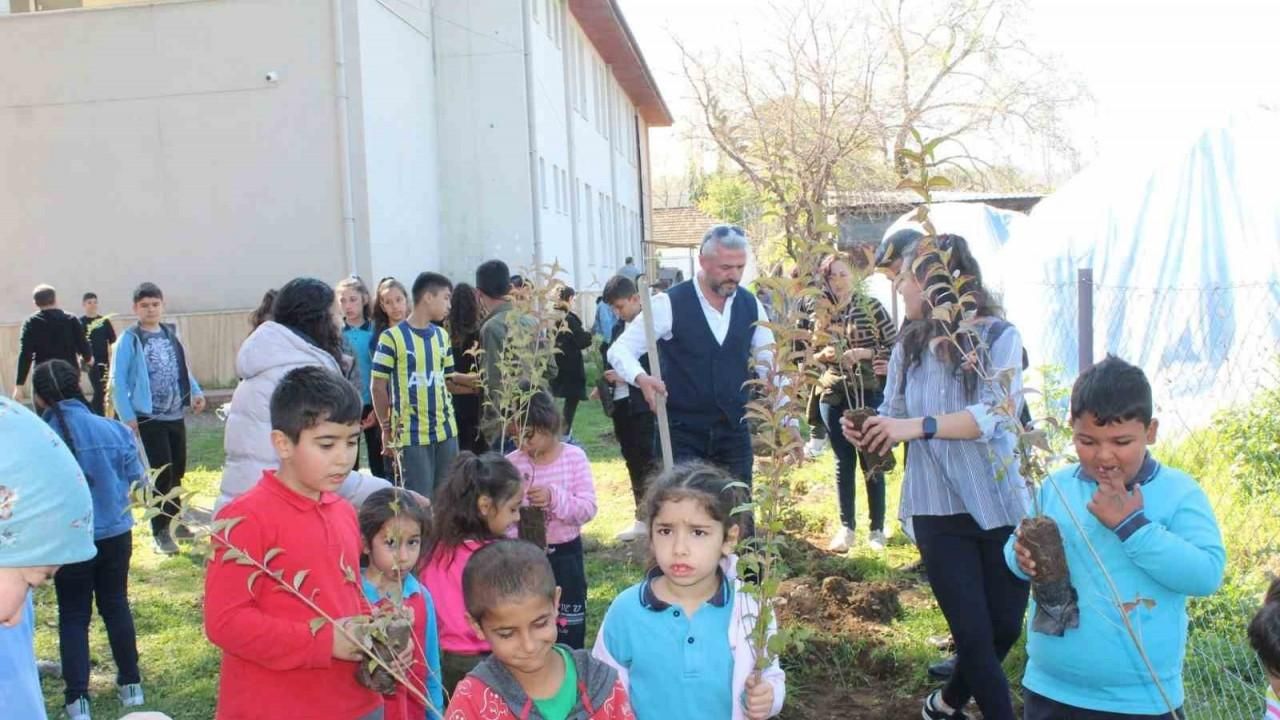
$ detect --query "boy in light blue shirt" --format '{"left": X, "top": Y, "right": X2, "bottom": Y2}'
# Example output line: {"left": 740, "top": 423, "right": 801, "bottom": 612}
{"left": 1006, "top": 355, "right": 1225, "bottom": 719}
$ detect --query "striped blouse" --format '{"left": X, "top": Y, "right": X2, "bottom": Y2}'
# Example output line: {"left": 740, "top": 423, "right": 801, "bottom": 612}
{"left": 878, "top": 318, "right": 1029, "bottom": 531}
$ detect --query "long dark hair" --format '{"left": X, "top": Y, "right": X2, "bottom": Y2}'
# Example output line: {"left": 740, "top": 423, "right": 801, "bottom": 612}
{"left": 358, "top": 487, "right": 431, "bottom": 565}
{"left": 249, "top": 289, "right": 278, "bottom": 330}
{"left": 271, "top": 278, "right": 345, "bottom": 368}
{"left": 426, "top": 452, "right": 523, "bottom": 569}
{"left": 32, "top": 359, "right": 89, "bottom": 470}
{"left": 372, "top": 278, "right": 409, "bottom": 336}
{"left": 897, "top": 234, "right": 1003, "bottom": 397}
{"left": 447, "top": 282, "right": 482, "bottom": 350}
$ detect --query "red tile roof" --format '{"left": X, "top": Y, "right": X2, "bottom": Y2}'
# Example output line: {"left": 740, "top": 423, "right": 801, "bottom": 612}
{"left": 651, "top": 206, "right": 721, "bottom": 247}
{"left": 569, "top": 0, "right": 673, "bottom": 127}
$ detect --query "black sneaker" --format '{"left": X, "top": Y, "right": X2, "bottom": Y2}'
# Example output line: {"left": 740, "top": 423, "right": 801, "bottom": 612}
{"left": 173, "top": 523, "right": 196, "bottom": 541}
{"left": 152, "top": 531, "right": 179, "bottom": 556}
{"left": 921, "top": 690, "right": 969, "bottom": 720}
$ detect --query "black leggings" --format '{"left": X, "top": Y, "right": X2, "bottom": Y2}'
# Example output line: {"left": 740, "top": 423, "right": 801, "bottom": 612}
{"left": 137, "top": 416, "right": 186, "bottom": 535}
{"left": 55, "top": 530, "right": 140, "bottom": 705}
{"left": 547, "top": 537, "right": 587, "bottom": 649}
{"left": 914, "top": 514, "right": 1029, "bottom": 720}
{"left": 1023, "top": 690, "right": 1185, "bottom": 720}
{"left": 356, "top": 405, "right": 386, "bottom": 478}
{"left": 562, "top": 396, "right": 582, "bottom": 436}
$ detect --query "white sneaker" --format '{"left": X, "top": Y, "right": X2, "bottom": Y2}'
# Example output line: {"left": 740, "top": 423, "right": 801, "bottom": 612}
{"left": 118, "top": 683, "right": 145, "bottom": 707}
{"left": 827, "top": 526, "right": 855, "bottom": 553}
{"left": 66, "top": 698, "right": 91, "bottom": 720}
{"left": 868, "top": 530, "right": 888, "bottom": 552}
{"left": 615, "top": 520, "right": 647, "bottom": 542}
{"left": 804, "top": 437, "right": 828, "bottom": 460}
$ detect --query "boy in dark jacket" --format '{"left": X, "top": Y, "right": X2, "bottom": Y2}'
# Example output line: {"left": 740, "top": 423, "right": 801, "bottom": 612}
{"left": 448, "top": 540, "right": 634, "bottom": 720}
{"left": 12, "top": 284, "right": 90, "bottom": 402}
{"left": 80, "top": 291, "right": 118, "bottom": 416}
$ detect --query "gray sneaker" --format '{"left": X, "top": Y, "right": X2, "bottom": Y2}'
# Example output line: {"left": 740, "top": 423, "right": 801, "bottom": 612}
{"left": 118, "top": 683, "right": 145, "bottom": 707}
{"left": 151, "top": 531, "right": 179, "bottom": 556}
{"left": 65, "top": 697, "right": 91, "bottom": 720}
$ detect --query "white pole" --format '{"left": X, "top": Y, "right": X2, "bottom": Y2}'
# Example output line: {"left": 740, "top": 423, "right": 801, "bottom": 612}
{"left": 637, "top": 277, "right": 674, "bottom": 470}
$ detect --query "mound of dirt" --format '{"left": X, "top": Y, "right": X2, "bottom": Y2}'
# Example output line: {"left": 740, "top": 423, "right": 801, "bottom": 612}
{"left": 778, "top": 575, "right": 902, "bottom": 635}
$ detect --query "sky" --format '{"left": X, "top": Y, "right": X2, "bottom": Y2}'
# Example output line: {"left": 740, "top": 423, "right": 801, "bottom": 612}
{"left": 615, "top": 0, "right": 1280, "bottom": 187}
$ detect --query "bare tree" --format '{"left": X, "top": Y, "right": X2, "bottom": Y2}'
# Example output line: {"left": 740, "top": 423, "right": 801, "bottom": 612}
{"left": 677, "top": 0, "right": 885, "bottom": 258}
{"left": 874, "top": 0, "right": 1086, "bottom": 182}
{"left": 676, "top": 0, "right": 1084, "bottom": 243}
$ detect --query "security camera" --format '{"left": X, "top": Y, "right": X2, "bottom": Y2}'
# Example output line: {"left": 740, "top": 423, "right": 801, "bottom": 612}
{"left": 265, "top": 71, "right": 279, "bottom": 83}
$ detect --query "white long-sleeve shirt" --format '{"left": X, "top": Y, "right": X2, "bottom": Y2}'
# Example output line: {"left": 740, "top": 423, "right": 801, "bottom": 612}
{"left": 607, "top": 282, "right": 776, "bottom": 386}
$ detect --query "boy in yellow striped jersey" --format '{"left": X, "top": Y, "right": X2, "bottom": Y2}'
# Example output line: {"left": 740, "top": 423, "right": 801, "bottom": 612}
{"left": 371, "top": 272, "right": 458, "bottom": 497}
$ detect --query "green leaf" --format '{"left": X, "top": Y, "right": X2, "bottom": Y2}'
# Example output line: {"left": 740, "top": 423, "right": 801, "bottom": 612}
{"left": 293, "top": 569, "right": 310, "bottom": 591}
{"left": 221, "top": 548, "right": 245, "bottom": 565}
{"left": 309, "top": 617, "right": 327, "bottom": 636}
{"left": 263, "top": 548, "right": 284, "bottom": 565}
{"left": 247, "top": 570, "right": 263, "bottom": 595}
{"left": 927, "top": 175, "right": 954, "bottom": 190}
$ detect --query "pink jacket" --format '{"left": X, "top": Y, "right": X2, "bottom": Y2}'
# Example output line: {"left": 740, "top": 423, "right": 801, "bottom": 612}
{"left": 505, "top": 444, "right": 597, "bottom": 545}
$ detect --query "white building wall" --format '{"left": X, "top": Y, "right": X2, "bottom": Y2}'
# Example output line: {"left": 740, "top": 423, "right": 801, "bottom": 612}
{"left": 0, "top": 0, "right": 349, "bottom": 321}
{"left": 527, "top": 0, "right": 573, "bottom": 280}
{"left": 350, "top": 0, "right": 441, "bottom": 279}
{"left": 432, "top": 0, "right": 536, "bottom": 285}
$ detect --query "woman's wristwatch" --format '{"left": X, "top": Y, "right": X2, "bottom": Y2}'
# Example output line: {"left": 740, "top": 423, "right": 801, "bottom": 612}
{"left": 922, "top": 416, "right": 938, "bottom": 440}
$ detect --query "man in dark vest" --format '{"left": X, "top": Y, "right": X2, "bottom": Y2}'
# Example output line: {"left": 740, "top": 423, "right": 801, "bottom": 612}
{"left": 608, "top": 225, "right": 799, "bottom": 505}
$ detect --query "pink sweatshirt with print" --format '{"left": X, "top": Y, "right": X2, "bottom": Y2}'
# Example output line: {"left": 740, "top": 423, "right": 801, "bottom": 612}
{"left": 505, "top": 444, "right": 597, "bottom": 545}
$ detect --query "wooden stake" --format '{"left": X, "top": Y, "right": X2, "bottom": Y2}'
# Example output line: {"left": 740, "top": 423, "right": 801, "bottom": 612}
{"left": 638, "top": 277, "right": 674, "bottom": 471}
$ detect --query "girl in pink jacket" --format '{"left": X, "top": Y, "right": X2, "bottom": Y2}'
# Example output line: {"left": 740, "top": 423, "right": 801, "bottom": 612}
{"left": 506, "top": 390, "right": 598, "bottom": 649}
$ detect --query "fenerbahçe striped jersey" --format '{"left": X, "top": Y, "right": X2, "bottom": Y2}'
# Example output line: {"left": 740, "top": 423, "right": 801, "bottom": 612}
{"left": 371, "top": 321, "right": 457, "bottom": 447}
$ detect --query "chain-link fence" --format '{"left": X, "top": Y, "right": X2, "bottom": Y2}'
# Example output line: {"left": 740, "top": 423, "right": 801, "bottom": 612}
{"left": 1018, "top": 274, "right": 1280, "bottom": 719}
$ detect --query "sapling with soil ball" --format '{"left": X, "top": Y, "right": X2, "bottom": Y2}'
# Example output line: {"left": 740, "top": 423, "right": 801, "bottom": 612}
{"left": 1018, "top": 514, "right": 1080, "bottom": 636}
{"left": 351, "top": 605, "right": 416, "bottom": 694}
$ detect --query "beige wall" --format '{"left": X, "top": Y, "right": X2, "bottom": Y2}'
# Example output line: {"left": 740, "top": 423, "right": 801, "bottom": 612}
{"left": 0, "top": 0, "right": 351, "bottom": 324}
{"left": 2, "top": 309, "right": 252, "bottom": 393}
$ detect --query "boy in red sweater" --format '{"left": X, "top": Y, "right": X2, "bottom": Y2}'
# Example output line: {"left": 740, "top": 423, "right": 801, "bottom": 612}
{"left": 204, "top": 366, "right": 383, "bottom": 719}
{"left": 446, "top": 540, "right": 634, "bottom": 720}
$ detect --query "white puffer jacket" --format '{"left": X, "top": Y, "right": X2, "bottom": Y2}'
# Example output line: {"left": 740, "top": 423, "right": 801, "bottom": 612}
{"left": 215, "top": 321, "right": 389, "bottom": 511}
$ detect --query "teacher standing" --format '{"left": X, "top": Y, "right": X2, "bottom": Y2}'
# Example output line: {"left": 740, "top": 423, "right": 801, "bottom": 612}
{"left": 845, "top": 235, "right": 1029, "bottom": 720}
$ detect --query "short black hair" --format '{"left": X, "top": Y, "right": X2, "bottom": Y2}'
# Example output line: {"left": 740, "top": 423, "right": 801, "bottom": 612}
{"left": 412, "top": 272, "right": 453, "bottom": 305}
{"left": 82, "top": 292, "right": 98, "bottom": 303}
{"left": 475, "top": 260, "right": 511, "bottom": 299}
{"left": 1070, "top": 355, "right": 1153, "bottom": 426}
{"left": 33, "top": 285, "right": 56, "bottom": 307}
{"left": 558, "top": 285, "right": 575, "bottom": 303}
{"left": 625, "top": 256, "right": 634, "bottom": 264}
{"left": 462, "top": 539, "right": 556, "bottom": 623}
{"left": 1249, "top": 578, "right": 1280, "bottom": 678}
{"left": 269, "top": 366, "right": 363, "bottom": 442}
{"left": 132, "top": 282, "right": 164, "bottom": 304}
{"left": 602, "top": 275, "right": 638, "bottom": 304}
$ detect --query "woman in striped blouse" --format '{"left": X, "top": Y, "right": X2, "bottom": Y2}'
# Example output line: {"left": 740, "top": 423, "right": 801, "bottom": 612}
{"left": 844, "top": 234, "right": 1029, "bottom": 720}
{"left": 812, "top": 252, "right": 898, "bottom": 553}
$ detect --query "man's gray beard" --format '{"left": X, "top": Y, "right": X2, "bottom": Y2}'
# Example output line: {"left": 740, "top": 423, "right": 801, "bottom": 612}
{"left": 713, "top": 281, "right": 737, "bottom": 298}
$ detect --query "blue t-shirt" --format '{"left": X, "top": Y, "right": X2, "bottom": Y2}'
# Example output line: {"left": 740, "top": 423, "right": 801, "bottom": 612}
{"left": 343, "top": 321, "right": 375, "bottom": 405}
{"left": 139, "top": 328, "right": 183, "bottom": 420}
{"left": 598, "top": 569, "right": 735, "bottom": 719}
{"left": 0, "top": 593, "right": 46, "bottom": 720}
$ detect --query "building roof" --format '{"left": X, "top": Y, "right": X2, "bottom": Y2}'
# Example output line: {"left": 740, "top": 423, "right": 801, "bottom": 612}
{"left": 830, "top": 190, "right": 1044, "bottom": 212}
{"left": 569, "top": 0, "right": 674, "bottom": 127}
{"left": 652, "top": 206, "right": 721, "bottom": 247}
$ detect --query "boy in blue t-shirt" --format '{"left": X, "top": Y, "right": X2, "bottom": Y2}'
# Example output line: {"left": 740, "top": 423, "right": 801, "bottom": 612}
{"left": 1006, "top": 355, "right": 1225, "bottom": 719}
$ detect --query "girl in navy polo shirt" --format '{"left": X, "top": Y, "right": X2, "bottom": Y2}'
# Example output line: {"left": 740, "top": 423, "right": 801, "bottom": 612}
{"left": 592, "top": 462, "right": 786, "bottom": 720}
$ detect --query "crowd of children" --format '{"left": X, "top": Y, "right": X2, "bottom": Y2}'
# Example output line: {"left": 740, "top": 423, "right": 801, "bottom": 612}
{"left": 2, "top": 248, "right": 1277, "bottom": 720}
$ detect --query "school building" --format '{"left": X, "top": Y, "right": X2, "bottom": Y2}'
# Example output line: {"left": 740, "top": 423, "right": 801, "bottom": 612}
{"left": 0, "top": 0, "right": 672, "bottom": 386}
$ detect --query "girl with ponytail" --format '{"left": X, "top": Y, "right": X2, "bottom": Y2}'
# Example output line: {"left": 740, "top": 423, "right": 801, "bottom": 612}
{"left": 31, "top": 359, "right": 150, "bottom": 717}
{"left": 420, "top": 451, "right": 523, "bottom": 692}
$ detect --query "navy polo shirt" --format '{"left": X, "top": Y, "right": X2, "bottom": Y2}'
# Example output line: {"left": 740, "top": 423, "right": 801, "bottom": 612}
{"left": 598, "top": 568, "right": 735, "bottom": 719}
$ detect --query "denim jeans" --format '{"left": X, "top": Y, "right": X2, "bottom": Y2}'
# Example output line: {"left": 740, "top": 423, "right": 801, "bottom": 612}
{"left": 54, "top": 530, "right": 141, "bottom": 705}
{"left": 819, "top": 398, "right": 886, "bottom": 532}
{"left": 399, "top": 437, "right": 459, "bottom": 499}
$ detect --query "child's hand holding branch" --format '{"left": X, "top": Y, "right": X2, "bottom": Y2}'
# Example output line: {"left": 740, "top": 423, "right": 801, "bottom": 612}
{"left": 526, "top": 485, "right": 551, "bottom": 509}
{"left": 332, "top": 618, "right": 365, "bottom": 662}
{"left": 1012, "top": 529, "right": 1037, "bottom": 579}
{"left": 743, "top": 673, "right": 775, "bottom": 720}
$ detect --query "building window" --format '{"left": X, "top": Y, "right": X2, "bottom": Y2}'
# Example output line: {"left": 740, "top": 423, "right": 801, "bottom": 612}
{"left": 578, "top": 39, "right": 588, "bottom": 119}
{"left": 539, "top": 157, "right": 548, "bottom": 210}
{"left": 553, "top": 165, "right": 562, "bottom": 213}
{"left": 585, "top": 185, "right": 595, "bottom": 265}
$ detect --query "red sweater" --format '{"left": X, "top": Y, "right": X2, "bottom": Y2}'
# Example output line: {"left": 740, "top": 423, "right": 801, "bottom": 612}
{"left": 204, "top": 471, "right": 381, "bottom": 720}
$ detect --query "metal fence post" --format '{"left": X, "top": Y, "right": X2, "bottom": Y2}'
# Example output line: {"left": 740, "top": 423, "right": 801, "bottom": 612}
{"left": 1078, "top": 268, "right": 1094, "bottom": 372}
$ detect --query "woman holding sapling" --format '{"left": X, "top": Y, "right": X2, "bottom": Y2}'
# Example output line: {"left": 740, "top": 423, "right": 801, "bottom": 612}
{"left": 812, "top": 251, "right": 898, "bottom": 554}
{"left": 844, "top": 234, "right": 1029, "bottom": 720}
